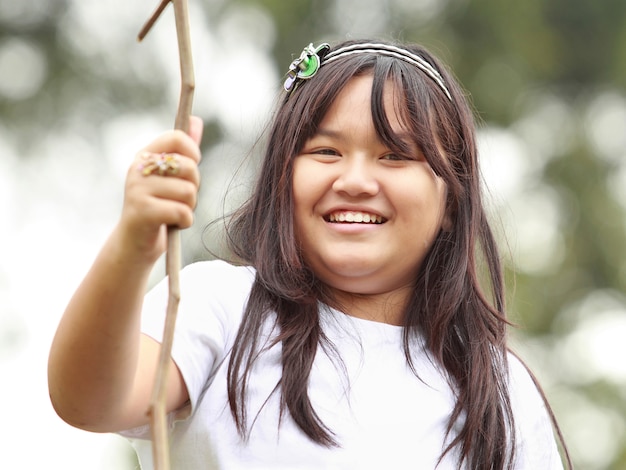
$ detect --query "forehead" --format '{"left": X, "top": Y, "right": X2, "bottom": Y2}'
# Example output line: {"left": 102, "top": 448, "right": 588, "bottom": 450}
{"left": 319, "top": 73, "right": 411, "bottom": 130}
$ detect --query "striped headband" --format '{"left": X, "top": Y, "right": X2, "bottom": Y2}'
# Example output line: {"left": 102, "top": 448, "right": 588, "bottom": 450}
{"left": 283, "top": 42, "right": 452, "bottom": 101}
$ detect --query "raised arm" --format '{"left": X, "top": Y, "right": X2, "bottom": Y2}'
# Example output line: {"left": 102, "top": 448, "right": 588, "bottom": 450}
{"left": 48, "top": 117, "right": 203, "bottom": 432}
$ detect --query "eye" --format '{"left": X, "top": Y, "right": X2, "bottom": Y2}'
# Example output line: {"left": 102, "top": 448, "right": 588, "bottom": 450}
{"left": 314, "top": 148, "right": 340, "bottom": 156}
{"left": 298, "top": 145, "right": 341, "bottom": 162}
{"left": 380, "top": 147, "right": 427, "bottom": 163}
{"left": 381, "top": 152, "right": 419, "bottom": 162}
{"left": 380, "top": 153, "right": 405, "bottom": 161}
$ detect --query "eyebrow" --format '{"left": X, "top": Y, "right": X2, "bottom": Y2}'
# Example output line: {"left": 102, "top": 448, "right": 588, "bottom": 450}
{"left": 391, "top": 131, "right": 416, "bottom": 146}
{"left": 312, "top": 127, "right": 345, "bottom": 141}
{"left": 313, "top": 127, "right": 415, "bottom": 146}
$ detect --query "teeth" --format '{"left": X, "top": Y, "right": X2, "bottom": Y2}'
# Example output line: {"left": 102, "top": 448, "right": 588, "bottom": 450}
{"left": 328, "top": 211, "right": 383, "bottom": 224}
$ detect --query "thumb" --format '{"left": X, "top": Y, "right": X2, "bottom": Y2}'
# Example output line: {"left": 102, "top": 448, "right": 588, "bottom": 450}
{"left": 188, "top": 115, "right": 204, "bottom": 145}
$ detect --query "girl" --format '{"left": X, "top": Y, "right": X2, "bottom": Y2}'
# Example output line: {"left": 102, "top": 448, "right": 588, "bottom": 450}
{"left": 48, "top": 39, "right": 569, "bottom": 469}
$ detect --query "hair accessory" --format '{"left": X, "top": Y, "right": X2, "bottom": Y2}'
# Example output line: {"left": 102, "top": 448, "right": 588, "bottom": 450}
{"left": 138, "top": 152, "right": 181, "bottom": 177}
{"left": 324, "top": 43, "right": 452, "bottom": 100}
{"left": 283, "top": 42, "right": 331, "bottom": 92}
{"left": 284, "top": 42, "right": 452, "bottom": 101}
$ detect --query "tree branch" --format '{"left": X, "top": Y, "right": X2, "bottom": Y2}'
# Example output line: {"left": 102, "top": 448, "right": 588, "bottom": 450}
{"left": 137, "top": 0, "right": 171, "bottom": 42}
{"left": 138, "top": 1, "right": 195, "bottom": 469}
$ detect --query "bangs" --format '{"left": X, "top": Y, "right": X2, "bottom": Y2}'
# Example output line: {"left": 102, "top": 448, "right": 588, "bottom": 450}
{"left": 369, "top": 58, "right": 446, "bottom": 169}
{"left": 282, "top": 56, "right": 371, "bottom": 155}
{"left": 284, "top": 53, "right": 447, "bottom": 171}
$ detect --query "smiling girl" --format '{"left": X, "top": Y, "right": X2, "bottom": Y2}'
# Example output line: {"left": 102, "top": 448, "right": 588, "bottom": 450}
{"left": 48, "top": 39, "right": 570, "bottom": 469}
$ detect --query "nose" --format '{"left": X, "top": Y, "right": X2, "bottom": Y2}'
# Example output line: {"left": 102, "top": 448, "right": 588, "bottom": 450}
{"left": 331, "top": 156, "right": 380, "bottom": 197}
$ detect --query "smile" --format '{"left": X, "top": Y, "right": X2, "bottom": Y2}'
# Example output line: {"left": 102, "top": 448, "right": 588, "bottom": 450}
{"left": 326, "top": 211, "right": 385, "bottom": 224}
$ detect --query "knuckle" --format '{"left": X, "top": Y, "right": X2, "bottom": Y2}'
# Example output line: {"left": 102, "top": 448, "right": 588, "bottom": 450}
{"left": 180, "top": 181, "right": 198, "bottom": 202}
{"left": 171, "top": 130, "right": 192, "bottom": 150}
{"left": 176, "top": 205, "right": 194, "bottom": 228}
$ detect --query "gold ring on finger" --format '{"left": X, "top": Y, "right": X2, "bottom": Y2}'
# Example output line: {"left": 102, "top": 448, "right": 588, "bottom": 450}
{"left": 138, "top": 152, "right": 181, "bottom": 177}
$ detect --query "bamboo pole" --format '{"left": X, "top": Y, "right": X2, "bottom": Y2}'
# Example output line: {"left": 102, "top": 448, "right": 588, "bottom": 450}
{"left": 137, "top": 1, "right": 195, "bottom": 468}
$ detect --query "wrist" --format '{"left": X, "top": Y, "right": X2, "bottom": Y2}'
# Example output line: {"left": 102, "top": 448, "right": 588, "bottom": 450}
{"left": 107, "top": 223, "right": 165, "bottom": 271}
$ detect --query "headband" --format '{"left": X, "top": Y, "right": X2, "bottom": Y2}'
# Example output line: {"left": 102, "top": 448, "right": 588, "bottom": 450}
{"left": 283, "top": 42, "right": 452, "bottom": 101}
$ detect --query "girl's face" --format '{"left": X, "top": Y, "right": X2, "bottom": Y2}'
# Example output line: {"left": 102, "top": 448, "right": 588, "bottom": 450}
{"left": 292, "top": 74, "right": 450, "bottom": 317}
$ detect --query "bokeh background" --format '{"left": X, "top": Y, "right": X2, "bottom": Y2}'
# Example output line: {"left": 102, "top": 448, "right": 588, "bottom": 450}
{"left": 1, "top": 0, "right": 625, "bottom": 468}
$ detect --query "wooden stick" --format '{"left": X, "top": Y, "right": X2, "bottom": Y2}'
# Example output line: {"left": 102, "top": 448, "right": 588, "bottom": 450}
{"left": 138, "top": 1, "right": 195, "bottom": 469}
{"left": 137, "top": 0, "right": 171, "bottom": 42}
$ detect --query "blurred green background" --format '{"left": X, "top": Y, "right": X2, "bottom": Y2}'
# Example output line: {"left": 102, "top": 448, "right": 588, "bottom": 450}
{"left": 1, "top": 0, "right": 625, "bottom": 468}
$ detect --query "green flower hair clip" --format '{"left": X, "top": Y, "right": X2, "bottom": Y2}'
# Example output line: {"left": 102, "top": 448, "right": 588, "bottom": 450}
{"left": 283, "top": 42, "right": 330, "bottom": 93}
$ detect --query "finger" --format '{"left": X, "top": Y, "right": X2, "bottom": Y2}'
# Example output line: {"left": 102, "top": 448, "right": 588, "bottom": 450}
{"left": 188, "top": 116, "right": 204, "bottom": 145}
{"left": 142, "top": 129, "right": 202, "bottom": 164}
{"left": 133, "top": 152, "right": 200, "bottom": 187}
{"left": 128, "top": 155, "right": 199, "bottom": 210}
{"left": 124, "top": 176, "right": 197, "bottom": 228}
{"left": 147, "top": 198, "right": 195, "bottom": 229}
{"left": 143, "top": 177, "right": 199, "bottom": 210}
{"left": 127, "top": 195, "right": 196, "bottom": 230}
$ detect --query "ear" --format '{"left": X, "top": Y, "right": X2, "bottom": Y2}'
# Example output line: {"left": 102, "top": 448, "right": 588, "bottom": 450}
{"left": 441, "top": 211, "right": 453, "bottom": 232}
{"left": 440, "top": 191, "right": 454, "bottom": 232}
{"left": 439, "top": 181, "right": 454, "bottom": 232}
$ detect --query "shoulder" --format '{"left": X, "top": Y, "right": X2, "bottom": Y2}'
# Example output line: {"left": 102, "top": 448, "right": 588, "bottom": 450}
{"left": 178, "top": 259, "right": 257, "bottom": 315}
{"left": 181, "top": 259, "right": 256, "bottom": 289}
{"left": 506, "top": 352, "right": 554, "bottom": 412}
{"left": 507, "top": 353, "right": 540, "bottom": 393}
{"left": 506, "top": 352, "right": 550, "bottom": 422}
{"left": 142, "top": 260, "right": 257, "bottom": 335}
{"left": 506, "top": 352, "right": 564, "bottom": 468}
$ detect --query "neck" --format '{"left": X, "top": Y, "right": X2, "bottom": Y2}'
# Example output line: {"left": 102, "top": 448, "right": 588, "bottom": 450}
{"left": 328, "top": 287, "right": 411, "bottom": 326}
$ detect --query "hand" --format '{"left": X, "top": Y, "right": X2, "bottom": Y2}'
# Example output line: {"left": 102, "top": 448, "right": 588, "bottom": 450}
{"left": 117, "top": 116, "right": 204, "bottom": 263}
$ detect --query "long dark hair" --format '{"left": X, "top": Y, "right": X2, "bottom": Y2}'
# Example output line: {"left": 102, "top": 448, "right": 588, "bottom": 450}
{"left": 224, "top": 39, "right": 562, "bottom": 469}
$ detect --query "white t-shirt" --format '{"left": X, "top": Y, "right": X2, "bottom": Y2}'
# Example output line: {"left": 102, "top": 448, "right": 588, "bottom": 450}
{"left": 122, "top": 260, "right": 563, "bottom": 469}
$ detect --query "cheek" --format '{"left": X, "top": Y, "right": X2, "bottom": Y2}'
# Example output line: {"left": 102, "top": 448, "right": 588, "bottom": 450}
{"left": 435, "top": 178, "right": 452, "bottom": 230}
{"left": 431, "top": 184, "right": 449, "bottom": 232}
{"left": 292, "top": 171, "right": 307, "bottom": 220}
{"left": 291, "top": 163, "right": 312, "bottom": 236}
{"left": 433, "top": 177, "right": 447, "bottom": 209}
{"left": 399, "top": 175, "right": 448, "bottom": 230}
{"left": 292, "top": 160, "right": 326, "bottom": 214}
